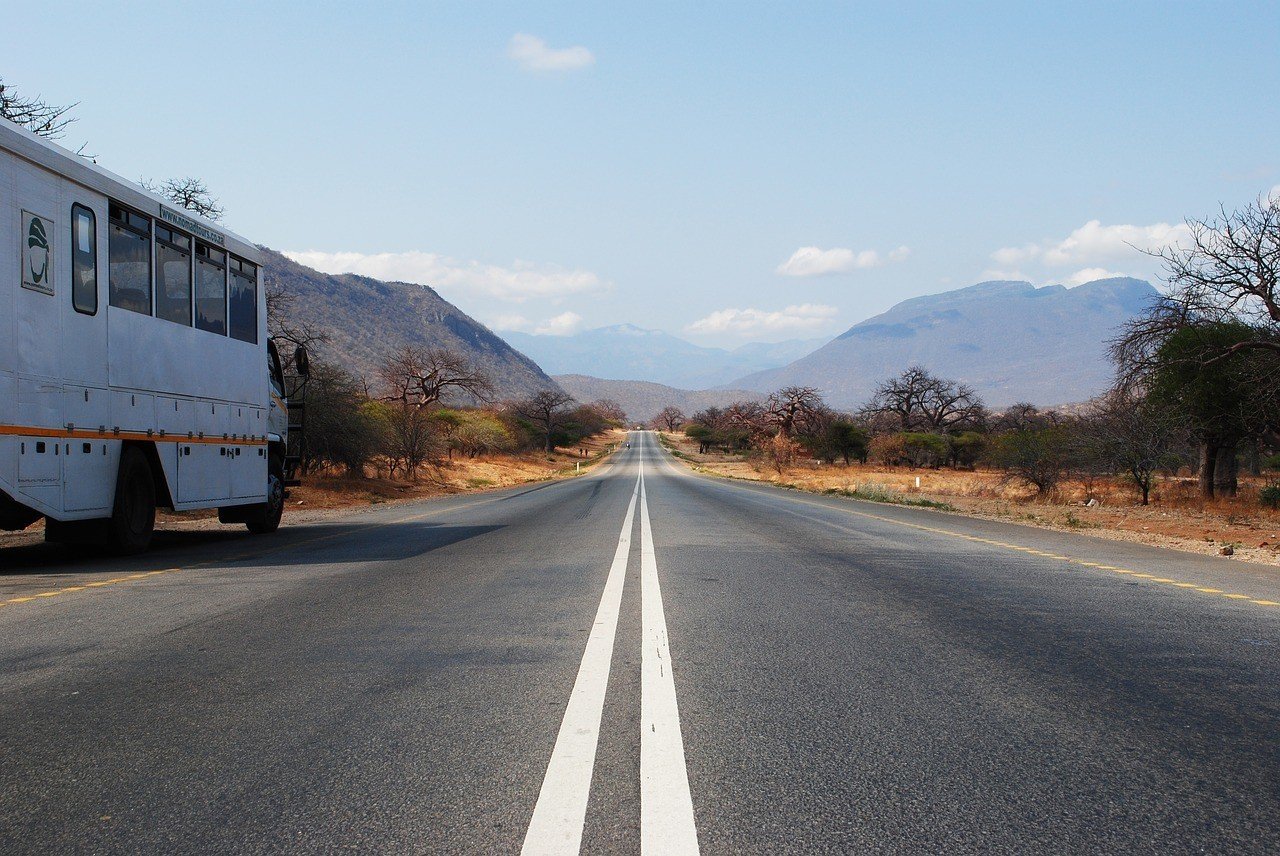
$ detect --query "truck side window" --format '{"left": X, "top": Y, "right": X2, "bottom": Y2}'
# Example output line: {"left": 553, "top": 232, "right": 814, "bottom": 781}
{"left": 268, "top": 341, "right": 285, "bottom": 397}
{"left": 108, "top": 203, "right": 152, "bottom": 315}
{"left": 155, "top": 225, "right": 193, "bottom": 326}
{"left": 71, "top": 204, "right": 97, "bottom": 315}
{"left": 229, "top": 256, "right": 257, "bottom": 344}
{"left": 195, "top": 243, "right": 227, "bottom": 334}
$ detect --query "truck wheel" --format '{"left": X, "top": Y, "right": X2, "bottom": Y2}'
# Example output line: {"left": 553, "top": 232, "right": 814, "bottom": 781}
{"left": 106, "top": 447, "right": 156, "bottom": 554}
{"left": 244, "top": 454, "right": 285, "bottom": 534}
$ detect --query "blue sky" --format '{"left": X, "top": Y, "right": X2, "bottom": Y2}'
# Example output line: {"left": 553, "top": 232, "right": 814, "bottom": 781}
{"left": 9, "top": 1, "right": 1279, "bottom": 346}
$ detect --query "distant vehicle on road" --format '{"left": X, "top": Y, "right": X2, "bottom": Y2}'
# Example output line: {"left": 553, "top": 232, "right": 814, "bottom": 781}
{"left": 0, "top": 120, "right": 307, "bottom": 553}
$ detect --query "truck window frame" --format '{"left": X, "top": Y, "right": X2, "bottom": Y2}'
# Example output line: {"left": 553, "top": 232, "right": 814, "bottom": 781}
{"left": 70, "top": 203, "right": 98, "bottom": 316}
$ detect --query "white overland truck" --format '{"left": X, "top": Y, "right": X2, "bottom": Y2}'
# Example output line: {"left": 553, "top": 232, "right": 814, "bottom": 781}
{"left": 0, "top": 119, "right": 306, "bottom": 553}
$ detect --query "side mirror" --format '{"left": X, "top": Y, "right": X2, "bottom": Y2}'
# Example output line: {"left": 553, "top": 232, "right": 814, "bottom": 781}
{"left": 294, "top": 345, "right": 311, "bottom": 377}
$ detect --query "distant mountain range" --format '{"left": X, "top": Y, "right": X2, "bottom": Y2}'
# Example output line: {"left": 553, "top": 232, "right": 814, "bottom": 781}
{"left": 501, "top": 324, "right": 826, "bottom": 389}
{"left": 267, "top": 252, "right": 1156, "bottom": 414}
{"left": 732, "top": 277, "right": 1158, "bottom": 408}
{"left": 265, "top": 250, "right": 560, "bottom": 400}
{"left": 552, "top": 375, "right": 760, "bottom": 423}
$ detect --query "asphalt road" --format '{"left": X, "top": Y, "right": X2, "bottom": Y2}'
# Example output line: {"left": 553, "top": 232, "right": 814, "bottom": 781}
{"left": 2, "top": 431, "right": 1278, "bottom": 854}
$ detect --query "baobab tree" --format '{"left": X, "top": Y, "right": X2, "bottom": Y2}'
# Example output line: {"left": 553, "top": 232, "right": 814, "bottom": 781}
{"left": 765, "top": 386, "right": 825, "bottom": 438}
{"left": 654, "top": 406, "right": 685, "bottom": 432}
{"left": 379, "top": 346, "right": 494, "bottom": 410}
{"left": 863, "top": 366, "right": 986, "bottom": 432}
{"left": 516, "top": 389, "right": 577, "bottom": 453}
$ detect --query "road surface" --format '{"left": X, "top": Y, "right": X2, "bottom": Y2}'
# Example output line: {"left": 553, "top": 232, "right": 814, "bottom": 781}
{"left": 1, "top": 431, "right": 1278, "bottom": 854}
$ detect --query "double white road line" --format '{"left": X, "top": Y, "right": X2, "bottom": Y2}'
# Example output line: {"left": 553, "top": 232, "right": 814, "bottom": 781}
{"left": 522, "top": 456, "right": 698, "bottom": 855}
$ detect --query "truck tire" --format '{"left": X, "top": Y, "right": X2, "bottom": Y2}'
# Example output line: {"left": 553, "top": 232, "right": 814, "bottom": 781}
{"left": 244, "top": 453, "right": 285, "bottom": 534}
{"left": 106, "top": 447, "right": 156, "bottom": 554}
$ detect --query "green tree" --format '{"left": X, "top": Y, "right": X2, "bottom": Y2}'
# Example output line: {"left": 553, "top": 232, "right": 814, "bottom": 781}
{"left": 803, "top": 418, "right": 869, "bottom": 465}
{"left": 991, "top": 427, "right": 1074, "bottom": 494}
{"left": 948, "top": 431, "right": 987, "bottom": 469}
{"left": 1146, "top": 323, "right": 1270, "bottom": 498}
{"left": 301, "top": 361, "right": 387, "bottom": 476}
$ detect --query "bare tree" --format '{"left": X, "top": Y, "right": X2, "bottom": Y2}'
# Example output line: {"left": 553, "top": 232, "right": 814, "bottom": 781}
{"left": 142, "top": 177, "right": 225, "bottom": 221}
{"left": 765, "top": 386, "right": 824, "bottom": 438}
{"left": 589, "top": 399, "right": 628, "bottom": 425}
{"left": 1113, "top": 194, "right": 1280, "bottom": 382}
{"left": 1087, "top": 390, "right": 1180, "bottom": 505}
{"left": 863, "top": 366, "right": 985, "bottom": 432}
{"left": 0, "top": 78, "right": 77, "bottom": 141}
{"left": 724, "top": 400, "right": 770, "bottom": 446}
{"left": 516, "top": 389, "right": 577, "bottom": 453}
{"left": 654, "top": 406, "right": 685, "bottom": 432}
{"left": 378, "top": 346, "right": 494, "bottom": 410}
{"left": 264, "top": 273, "right": 330, "bottom": 373}
{"left": 993, "top": 402, "right": 1052, "bottom": 432}
{"left": 382, "top": 405, "right": 440, "bottom": 481}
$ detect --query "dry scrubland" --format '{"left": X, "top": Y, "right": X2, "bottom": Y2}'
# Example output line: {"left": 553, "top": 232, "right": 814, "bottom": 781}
{"left": 287, "top": 429, "right": 624, "bottom": 509}
{"left": 660, "top": 432, "right": 1280, "bottom": 567}
{"left": 0, "top": 431, "right": 626, "bottom": 550}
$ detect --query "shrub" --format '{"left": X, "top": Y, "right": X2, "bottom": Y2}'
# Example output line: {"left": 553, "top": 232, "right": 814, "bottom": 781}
{"left": 901, "top": 432, "right": 949, "bottom": 468}
{"left": 990, "top": 427, "right": 1074, "bottom": 494}
{"left": 763, "top": 434, "right": 802, "bottom": 475}
{"left": 1265, "top": 453, "right": 1280, "bottom": 471}
{"left": 450, "top": 411, "right": 515, "bottom": 458}
{"left": 869, "top": 433, "right": 908, "bottom": 466}
{"left": 1261, "top": 484, "right": 1280, "bottom": 509}
{"left": 949, "top": 431, "right": 987, "bottom": 468}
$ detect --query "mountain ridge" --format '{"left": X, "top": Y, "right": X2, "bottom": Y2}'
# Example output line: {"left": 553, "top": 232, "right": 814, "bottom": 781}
{"left": 264, "top": 249, "right": 561, "bottom": 400}
{"left": 733, "top": 276, "right": 1158, "bottom": 408}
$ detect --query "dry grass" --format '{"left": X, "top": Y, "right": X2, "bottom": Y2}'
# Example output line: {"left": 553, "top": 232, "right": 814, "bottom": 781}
{"left": 660, "top": 432, "right": 1280, "bottom": 567}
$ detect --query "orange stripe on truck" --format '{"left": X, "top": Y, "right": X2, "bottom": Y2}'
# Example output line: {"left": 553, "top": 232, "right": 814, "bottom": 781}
{"left": 0, "top": 424, "right": 268, "bottom": 446}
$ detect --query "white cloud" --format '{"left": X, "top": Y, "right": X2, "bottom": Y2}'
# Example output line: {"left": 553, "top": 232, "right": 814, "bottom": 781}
{"left": 491, "top": 314, "right": 532, "bottom": 331}
{"left": 685, "top": 303, "right": 838, "bottom": 336}
{"left": 490, "top": 311, "right": 584, "bottom": 336}
{"left": 284, "top": 250, "right": 605, "bottom": 303}
{"left": 1063, "top": 267, "right": 1127, "bottom": 286}
{"left": 991, "top": 220, "right": 1191, "bottom": 270}
{"left": 534, "top": 311, "right": 584, "bottom": 335}
{"left": 776, "top": 245, "right": 910, "bottom": 277}
{"left": 508, "top": 33, "right": 595, "bottom": 72}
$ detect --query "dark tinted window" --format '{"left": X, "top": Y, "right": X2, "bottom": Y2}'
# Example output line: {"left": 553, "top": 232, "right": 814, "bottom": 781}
{"left": 108, "top": 203, "right": 151, "bottom": 315}
{"left": 229, "top": 256, "right": 257, "bottom": 343}
{"left": 155, "top": 225, "right": 192, "bottom": 325}
{"left": 71, "top": 204, "right": 97, "bottom": 315}
{"left": 195, "top": 243, "right": 227, "bottom": 335}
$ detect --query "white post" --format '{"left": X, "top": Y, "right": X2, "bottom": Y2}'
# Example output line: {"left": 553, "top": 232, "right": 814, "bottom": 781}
{"left": 576, "top": 462, "right": 581, "bottom": 473}
{"left": 915, "top": 476, "right": 921, "bottom": 488}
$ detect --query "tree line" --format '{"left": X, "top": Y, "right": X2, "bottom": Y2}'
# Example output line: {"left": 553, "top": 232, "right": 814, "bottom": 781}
{"left": 300, "top": 348, "right": 624, "bottom": 480}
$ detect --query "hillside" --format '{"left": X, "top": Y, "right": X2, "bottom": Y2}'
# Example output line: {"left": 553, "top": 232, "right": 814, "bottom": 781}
{"left": 732, "top": 277, "right": 1158, "bottom": 408}
{"left": 264, "top": 249, "right": 560, "bottom": 400}
{"left": 504, "top": 324, "right": 826, "bottom": 389}
{"left": 553, "top": 375, "right": 761, "bottom": 423}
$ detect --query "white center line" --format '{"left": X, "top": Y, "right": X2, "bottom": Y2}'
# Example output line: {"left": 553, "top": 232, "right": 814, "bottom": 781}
{"left": 639, "top": 457, "right": 700, "bottom": 855}
{"left": 522, "top": 471, "right": 641, "bottom": 855}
